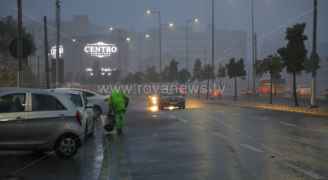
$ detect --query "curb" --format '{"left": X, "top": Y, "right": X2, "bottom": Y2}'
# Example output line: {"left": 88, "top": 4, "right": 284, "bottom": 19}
{"left": 205, "top": 100, "right": 328, "bottom": 118}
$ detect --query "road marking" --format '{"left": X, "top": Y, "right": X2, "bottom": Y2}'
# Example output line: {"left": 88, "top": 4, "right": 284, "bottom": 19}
{"left": 240, "top": 143, "right": 264, "bottom": 153}
{"left": 11, "top": 152, "right": 54, "bottom": 175}
{"left": 285, "top": 162, "right": 325, "bottom": 180}
{"left": 280, "top": 121, "right": 297, "bottom": 127}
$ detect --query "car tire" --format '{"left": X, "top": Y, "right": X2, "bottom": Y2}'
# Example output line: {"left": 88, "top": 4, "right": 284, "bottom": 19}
{"left": 55, "top": 134, "right": 80, "bottom": 159}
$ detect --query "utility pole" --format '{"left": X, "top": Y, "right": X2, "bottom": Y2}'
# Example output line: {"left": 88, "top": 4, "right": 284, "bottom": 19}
{"left": 37, "top": 55, "right": 40, "bottom": 87}
{"left": 310, "top": 0, "right": 319, "bottom": 108}
{"left": 251, "top": 0, "right": 256, "bottom": 95}
{"left": 17, "top": 0, "right": 23, "bottom": 87}
{"left": 158, "top": 12, "right": 162, "bottom": 78}
{"left": 43, "top": 16, "right": 50, "bottom": 89}
{"left": 55, "top": 0, "right": 61, "bottom": 87}
{"left": 185, "top": 22, "right": 189, "bottom": 71}
{"left": 211, "top": 0, "right": 215, "bottom": 87}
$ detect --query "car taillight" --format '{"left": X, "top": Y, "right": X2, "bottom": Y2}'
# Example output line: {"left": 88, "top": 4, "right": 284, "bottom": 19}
{"left": 76, "top": 111, "right": 82, "bottom": 126}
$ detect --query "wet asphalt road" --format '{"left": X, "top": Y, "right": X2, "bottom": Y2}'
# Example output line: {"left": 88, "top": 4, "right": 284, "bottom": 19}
{"left": 1, "top": 97, "right": 328, "bottom": 180}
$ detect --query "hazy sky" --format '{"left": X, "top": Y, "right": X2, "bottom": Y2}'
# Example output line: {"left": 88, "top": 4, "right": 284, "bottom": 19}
{"left": 1, "top": 0, "right": 328, "bottom": 43}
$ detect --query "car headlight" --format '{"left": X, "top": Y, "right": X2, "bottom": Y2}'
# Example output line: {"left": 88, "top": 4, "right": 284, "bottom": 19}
{"left": 151, "top": 96, "right": 158, "bottom": 105}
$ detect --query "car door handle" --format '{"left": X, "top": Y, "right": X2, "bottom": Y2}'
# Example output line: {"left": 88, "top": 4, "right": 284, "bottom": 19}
{"left": 16, "top": 116, "right": 22, "bottom": 120}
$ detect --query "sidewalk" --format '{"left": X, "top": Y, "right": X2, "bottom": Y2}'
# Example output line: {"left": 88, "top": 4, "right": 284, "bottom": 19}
{"left": 204, "top": 96, "right": 328, "bottom": 117}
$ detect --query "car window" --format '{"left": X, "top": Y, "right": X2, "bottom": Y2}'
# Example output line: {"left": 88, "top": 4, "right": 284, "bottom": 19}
{"left": 32, "top": 94, "right": 66, "bottom": 111}
{"left": 69, "top": 94, "right": 83, "bottom": 107}
{"left": 0, "top": 93, "right": 26, "bottom": 113}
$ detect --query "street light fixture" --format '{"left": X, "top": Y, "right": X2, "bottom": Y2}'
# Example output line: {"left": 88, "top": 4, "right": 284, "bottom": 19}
{"left": 126, "top": 37, "right": 131, "bottom": 42}
{"left": 168, "top": 22, "right": 175, "bottom": 28}
{"left": 193, "top": 18, "right": 199, "bottom": 23}
{"left": 185, "top": 17, "right": 200, "bottom": 71}
{"left": 145, "top": 34, "right": 151, "bottom": 39}
{"left": 146, "top": 9, "right": 152, "bottom": 15}
{"left": 109, "top": 27, "right": 114, "bottom": 31}
{"left": 145, "top": 9, "right": 162, "bottom": 76}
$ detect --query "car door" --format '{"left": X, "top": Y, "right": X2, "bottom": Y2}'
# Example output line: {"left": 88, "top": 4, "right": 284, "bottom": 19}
{"left": 23, "top": 93, "right": 69, "bottom": 148}
{"left": 0, "top": 93, "right": 27, "bottom": 149}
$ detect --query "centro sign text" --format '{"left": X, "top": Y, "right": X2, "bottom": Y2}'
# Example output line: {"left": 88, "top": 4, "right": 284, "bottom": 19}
{"left": 84, "top": 42, "right": 118, "bottom": 58}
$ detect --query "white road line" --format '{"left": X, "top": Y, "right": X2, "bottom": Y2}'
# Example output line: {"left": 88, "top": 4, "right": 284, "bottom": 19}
{"left": 285, "top": 162, "right": 325, "bottom": 180}
{"left": 11, "top": 152, "right": 54, "bottom": 175}
{"left": 280, "top": 121, "right": 297, "bottom": 127}
{"left": 240, "top": 143, "right": 264, "bottom": 153}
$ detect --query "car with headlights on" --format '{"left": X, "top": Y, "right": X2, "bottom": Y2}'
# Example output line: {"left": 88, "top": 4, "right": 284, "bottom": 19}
{"left": 148, "top": 92, "right": 186, "bottom": 111}
{"left": 0, "top": 88, "right": 83, "bottom": 159}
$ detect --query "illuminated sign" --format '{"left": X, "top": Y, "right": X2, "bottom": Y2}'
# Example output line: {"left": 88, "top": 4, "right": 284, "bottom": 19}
{"left": 84, "top": 42, "right": 118, "bottom": 58}
{"left": 50, "top": 45, "right": 64, "bottom": 59}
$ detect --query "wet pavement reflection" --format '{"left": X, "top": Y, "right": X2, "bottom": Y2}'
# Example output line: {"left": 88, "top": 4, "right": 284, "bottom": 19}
{"left": 1, "top": 97, "right": 328, "bottom": 180}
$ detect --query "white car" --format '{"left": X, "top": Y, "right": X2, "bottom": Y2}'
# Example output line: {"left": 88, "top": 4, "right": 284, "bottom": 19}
{"left": 50, "top": 89, "right": 96, "bottom": 138}
{"left": 0, "top": 88, "right": 84, "bottom": 158}
{"left": 56, "top": 88, "right": 109, "bottom": 118}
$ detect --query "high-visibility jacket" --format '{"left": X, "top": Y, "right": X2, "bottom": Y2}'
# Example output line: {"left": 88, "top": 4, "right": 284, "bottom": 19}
{"left": 108, "top": 90, "right": 128, "bottom": 113}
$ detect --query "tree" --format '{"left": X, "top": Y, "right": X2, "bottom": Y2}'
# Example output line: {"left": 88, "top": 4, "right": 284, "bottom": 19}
{"left": 0, "top": 16, "right": 36, "bottom": 86}
{"left": 256, "top": 55, "right": 284, "bottom": 104}
{"left": 178, "top": 68, "right": 191, "bottom": 83}
{"left": 226, "top": 58, "right": 246, "bottom": 100}
{"left": 278, "top": 23, "right": 308, "bottom": 106}
{"left": 202, "top": 64, "right": 215, "bottom": 80}
{"left": 144, "top": 66, "right": 159, "bottom": 82}
{"left": 1, "top": 16, "right": 36, "bottom": 59}
{"left": 123, "top": 72, "right": 144, "bottom": 84}
{"left": 217, "top": 63, "right": 226, "bottom": 89}
{"left": 217, "top": 63, "right": 226, "bottom": 78}
{"left": 192, "top": 59, "right": 202, "bottom": 81}
{"left": 168, "top": 59, "right": 179, "bottom": 82}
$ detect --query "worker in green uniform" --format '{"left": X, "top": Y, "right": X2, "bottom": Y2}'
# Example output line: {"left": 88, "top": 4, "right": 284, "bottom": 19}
{"left": 107, "top": 89, "right": 129, "bottom": 135}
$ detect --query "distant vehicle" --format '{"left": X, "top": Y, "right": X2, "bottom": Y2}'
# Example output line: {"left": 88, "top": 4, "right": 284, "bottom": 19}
{"left": 148, "top": 92, "right": 186, "bottom": 111}
{"left": 56, "top": 88, "right": 109, "bottom": 118}
{"left": 0, "top": 88, "right": 83, "bottom": 159}
{"left": 49, "top": 89, "right": 96, "bottom": 137}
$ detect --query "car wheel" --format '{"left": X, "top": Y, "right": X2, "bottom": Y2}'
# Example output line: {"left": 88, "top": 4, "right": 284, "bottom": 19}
{"left": 55, "top": 134, "right": 79, "bottom": 159}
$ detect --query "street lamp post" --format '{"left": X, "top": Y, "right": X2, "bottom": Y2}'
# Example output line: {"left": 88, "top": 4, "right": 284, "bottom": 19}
{"left": 146, "top": 9, "right": 162, "bottom": 77}
{"left": 16, "top": 0, "right": 23, "bottom": 87}
{"left": 310, "top": 0, "right": 319, "bottom": 107}
{"left": 207, "top": 0, "right": 215, "bottom": 99}
{"left": 185, "top": 18, "right": 199, "bottom": 72}
{"left": 251, "top": 0, "right": 256, "bottom": 95}
{"left": 55, "top": 0, "right": 61, "bottom": 87}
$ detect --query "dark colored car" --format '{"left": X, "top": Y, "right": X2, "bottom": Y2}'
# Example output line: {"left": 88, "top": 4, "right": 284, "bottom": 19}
{"left": 159, "top": 92, "right": 186, "bottom": 110}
